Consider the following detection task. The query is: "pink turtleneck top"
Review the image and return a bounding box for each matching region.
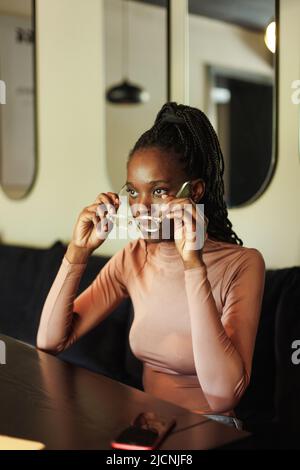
[36,237,265,416]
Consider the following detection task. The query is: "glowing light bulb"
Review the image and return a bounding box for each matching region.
[265,21,276,54]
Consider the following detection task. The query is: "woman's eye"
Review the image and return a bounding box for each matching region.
[126,188,138,198]
[125,187,169,198]
[153,188,168,198]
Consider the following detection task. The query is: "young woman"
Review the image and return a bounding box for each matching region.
[37,102,265,430]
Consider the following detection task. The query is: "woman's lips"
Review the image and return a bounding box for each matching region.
[137,220,160,232]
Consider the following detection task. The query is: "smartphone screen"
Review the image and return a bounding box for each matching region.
[111,412,176,450]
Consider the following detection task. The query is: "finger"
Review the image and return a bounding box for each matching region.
[159,196,207,230]
[94,192,111,204]
[164,203,207,232]
[159,202,182,219]
[164,197,201,212]
[161,194,190,204]
[165,210,183,220]
[85,203,101,213]
[94,192,119,209]
[172,202,207,225]
[160,202,193,221]
[92,213,98,227]
[96,192,119,206]
[84,203,110,221]
[97,200,116,218]
[80,206,98,221]
[95,221,109,240]
[106,192,121,206]
[84,204,98,220]
[159,194,178,213]
[182,210,207,249]
[160,197,193,211]
[166,210,206,240]
[95,216,114,240]
[86,204,105,227]
[165,212,185,236]
[85,205,114,227]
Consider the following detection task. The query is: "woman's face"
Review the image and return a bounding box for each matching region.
[125,147,204,243]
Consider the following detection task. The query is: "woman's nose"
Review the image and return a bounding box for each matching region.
[133,194,152,216]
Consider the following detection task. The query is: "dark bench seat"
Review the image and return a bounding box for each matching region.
[1,240,300,445]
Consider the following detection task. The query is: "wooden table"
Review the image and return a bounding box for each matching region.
[0,334,250,450]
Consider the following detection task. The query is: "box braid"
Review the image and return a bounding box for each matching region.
[128,101,243,246]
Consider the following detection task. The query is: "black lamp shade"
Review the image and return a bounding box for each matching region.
[106,78,149,104]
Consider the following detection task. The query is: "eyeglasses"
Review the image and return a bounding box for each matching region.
[107,181,193,233]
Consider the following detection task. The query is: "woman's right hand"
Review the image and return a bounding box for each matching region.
[71,192,120,253]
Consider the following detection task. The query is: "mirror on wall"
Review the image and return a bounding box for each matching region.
[188,0,277,208]
[104,0,168,192]
[0,0,36,200]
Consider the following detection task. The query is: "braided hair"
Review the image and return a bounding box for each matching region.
[128,101,243,246]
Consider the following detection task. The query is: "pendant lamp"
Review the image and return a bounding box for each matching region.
[106,0,150,104]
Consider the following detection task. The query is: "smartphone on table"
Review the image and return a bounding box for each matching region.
[110,412,176,450]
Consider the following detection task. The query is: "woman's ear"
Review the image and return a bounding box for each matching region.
[192,179,205,202]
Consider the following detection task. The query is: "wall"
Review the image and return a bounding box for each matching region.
[0,0,299,267]
[0,0,121,257]
[105,0,167,192]
[0,0,31,17]
[0,15,35,193]
[228,0,300,268]
[189,13,273,112]
[0,0,167,256]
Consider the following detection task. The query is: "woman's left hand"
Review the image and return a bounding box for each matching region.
[160,194,208,269]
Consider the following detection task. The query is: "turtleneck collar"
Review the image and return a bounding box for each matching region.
[141,236,219,265]
[158,240,179,257]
